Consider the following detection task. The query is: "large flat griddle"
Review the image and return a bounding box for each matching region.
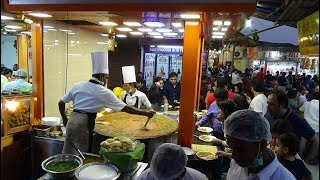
[94,112,178,139]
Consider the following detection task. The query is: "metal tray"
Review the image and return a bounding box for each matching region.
[75,162,121,180]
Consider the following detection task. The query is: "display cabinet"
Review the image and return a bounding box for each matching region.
[1,95,34,136]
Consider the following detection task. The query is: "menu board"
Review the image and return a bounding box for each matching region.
[156,55,170,80]
[144,53,156,89]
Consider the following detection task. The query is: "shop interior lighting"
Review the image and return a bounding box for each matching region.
[116,27,132,32]
[138,28,152,32]
[44,25,54,29]
[28,13,52,18]
[5,25,21,29]
[24,18,33,24]
[157,45,183,49]
[212,32,225,35]
[212,27,219,31]
[224,21,231,26]
[213,21,223,25]
[148,32,161,36]
[172,22,182,27]
[130,31,143,35]
[5,29,16,32]
[99,21,118,26]
[178,29,184,32]
[153,35,164,39]
[68,32,76,35]
[101,33,109,37]
[1,15,14,20]
[245,19,252,27]
[60,29,72,32]
[155,28,172,33]
[212,35,224,39]
[143,22,165,27]
[47,28,57,31]
[116,34,127,38]
[221,28,228,31]
[163,32,178,36]
[97,42,108,44]
[6,101,19,112]
[123,22,142,26]
[21,31,31,35]
[180,14,201,19]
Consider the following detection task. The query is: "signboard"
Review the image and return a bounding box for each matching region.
[156,55,169,79]
[144,53,156,89]
[147,47,183,53]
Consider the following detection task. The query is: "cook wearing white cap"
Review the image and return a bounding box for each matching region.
[224,110,295,180]
[121,66,152,110]
[58,52,155,154]
[137,143,208,180]
[3,69,32,93]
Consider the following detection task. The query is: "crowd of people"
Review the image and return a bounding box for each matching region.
[1,64,32,93]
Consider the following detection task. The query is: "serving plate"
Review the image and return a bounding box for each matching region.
[75,162,120,180]
[196,151,218,160]
[198,135,216,142]
[197,127,213,133]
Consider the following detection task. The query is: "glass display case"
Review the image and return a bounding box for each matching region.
[1,95,34,136]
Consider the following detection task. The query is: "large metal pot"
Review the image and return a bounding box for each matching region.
[41,154,83,179]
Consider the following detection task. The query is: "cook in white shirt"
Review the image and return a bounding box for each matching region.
[58,52,155,154]
[121,84,152,109]
[224,110,295,180]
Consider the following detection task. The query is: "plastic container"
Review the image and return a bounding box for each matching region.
[41,117,61,127]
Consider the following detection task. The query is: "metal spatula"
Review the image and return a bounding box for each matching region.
[69,140,85,160]
[142,117,151,130]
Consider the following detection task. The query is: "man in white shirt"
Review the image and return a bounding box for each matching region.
[58,52,155,154]
[299,92,319,133]
[248,79,268,116]
[121,83,152,109]
[224,110,295,180]
[231,69,242,85]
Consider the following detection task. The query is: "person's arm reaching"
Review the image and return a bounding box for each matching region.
[58,100,68,126]
[122,105,155,118]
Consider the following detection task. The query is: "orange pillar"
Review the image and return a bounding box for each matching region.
[31,19,44,119]
[178,16,205,148]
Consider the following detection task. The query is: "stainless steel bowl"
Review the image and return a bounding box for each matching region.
[75,162,121,180]
[41,154,83,180]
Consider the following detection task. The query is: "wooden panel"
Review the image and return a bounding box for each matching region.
[31,19,44,120]
[178,15,204,148]
[17,34,29,80]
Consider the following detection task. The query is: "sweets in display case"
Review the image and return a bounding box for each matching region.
[6,100,30,129]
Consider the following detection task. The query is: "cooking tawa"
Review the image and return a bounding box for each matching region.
[94,112,178,139]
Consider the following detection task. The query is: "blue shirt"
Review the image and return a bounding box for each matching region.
[278,157,311,179]
[198,102,223,135]
[162,82,181,106]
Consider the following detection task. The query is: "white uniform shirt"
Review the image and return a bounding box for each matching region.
[249,94,268,116]
[137,167,208,180]
[227,156,295,180]
[299,99,319,132]
[121,90,152,109]
[61,81,126,113]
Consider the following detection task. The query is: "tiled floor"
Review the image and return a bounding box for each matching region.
[306,164,319,180]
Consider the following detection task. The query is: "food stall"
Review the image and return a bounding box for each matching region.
[297,11,319,76]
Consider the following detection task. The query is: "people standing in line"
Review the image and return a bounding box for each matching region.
[252,67,259,79]
[248,79,268,116]
[265,76,279,94]
[206,77,234,108]
[162,72,181,106]
[287,89,301,113]
[58,52,155,155]
[136,71,146,85]
[136,77,148,95]
[267,90,319,165]
[274,133,312,180]
[3,69,32,93]
[277,72,288,92]
[296,85,308,106]
[1,68,12,90]
[299,92,319,135]
[305,75,313,93]
[149,77,164,110]
[256,68,265,81]
[224,110,296,180]
[231,69,242,85]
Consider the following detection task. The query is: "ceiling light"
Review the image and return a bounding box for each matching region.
[5,25,21,29]
[28,13,52,18]
[21,31,31,35]
[224,21,231,26]
[178,29,184,32]
[123,22,142,26]
[5,29,16,32]
[130,31,143,35]
[24,18,33,24]
[1,15,14,20]
[221,28,228,31]
[3,32,7,34]
[172,23,182,27]
[155,28,172,33]
[44,25,54,29]
[138,28,152,32]
[212,35,224,39]
[99,22,118,26]
[246,19,252,27]
[116,34,127,38]
[212,32,225,35]
[212,27,219,31]
[97,42,108,45]
[153,36,164,39]
[101,33,109,36]
[163,32,178,36]
[47,29,57,31]
[213,21,223,25]
[116,27,132,32]
[60,29,72,32]
[148,32,161,36]
[180,14,200,19]
[68,32,76,35]
[143,22,165,27]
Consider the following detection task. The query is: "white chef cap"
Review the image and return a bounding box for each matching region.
[150,143,187,180]
[16,69,27,78]
[224,110,272,143]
